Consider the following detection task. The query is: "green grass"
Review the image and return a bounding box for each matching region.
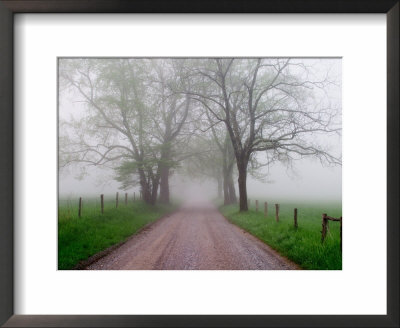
[58,197,175,270]
[220,201,342,270]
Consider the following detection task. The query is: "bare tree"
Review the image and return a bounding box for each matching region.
[206,112,237,205]
[59,58,340,210]
[60,59,162,204]
[60,58,195,205]
[185,58,341,211]
[149,59,191,204]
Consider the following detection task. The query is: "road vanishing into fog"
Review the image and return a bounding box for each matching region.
[86,200,299,270]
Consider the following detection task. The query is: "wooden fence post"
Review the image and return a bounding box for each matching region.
[116,192,119,208]
[125,193,128,205]
[255,200,258,212]
[100,194,104,214]
[78,197,82,218]
[264,202,268,217]
[275,204,279,222]
[140,191,142,200]
[340,216,342,252]
[294,208,298,228]
[321,213,328,243]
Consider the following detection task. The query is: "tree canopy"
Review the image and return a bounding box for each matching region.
[59,58,341,210]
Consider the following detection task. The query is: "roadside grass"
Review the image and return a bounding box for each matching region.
[58,197,175,270]
[219,201,342,270]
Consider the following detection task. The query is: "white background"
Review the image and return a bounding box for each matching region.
[14,14,386,315]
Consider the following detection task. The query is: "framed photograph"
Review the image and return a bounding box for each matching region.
[1,1,398,327]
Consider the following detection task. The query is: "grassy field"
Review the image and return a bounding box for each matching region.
[58,196,176,270]
[219,200,342,270]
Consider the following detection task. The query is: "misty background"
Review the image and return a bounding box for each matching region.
[58,58,341,203]
[59,158,341,201]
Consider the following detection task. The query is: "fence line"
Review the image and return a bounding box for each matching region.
[251,199,341,250]
[321,213,342,251]
[78,197,82,218]
[275,204,279,222]
[60,192,141,217]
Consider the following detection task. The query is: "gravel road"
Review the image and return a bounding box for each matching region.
[86,200,299,270]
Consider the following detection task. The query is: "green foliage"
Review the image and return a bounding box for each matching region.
[58,197,175,270]
[220,201,342,270]
[114,161,138,187]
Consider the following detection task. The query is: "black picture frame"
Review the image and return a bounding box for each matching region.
[0,1,398,327]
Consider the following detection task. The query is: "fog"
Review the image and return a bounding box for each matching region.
[59,156,341,202]
[58,58,341,205]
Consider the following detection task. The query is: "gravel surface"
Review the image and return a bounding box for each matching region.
[86,200,299,270]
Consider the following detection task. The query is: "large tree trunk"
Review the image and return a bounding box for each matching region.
[227,170,237,204]
[150,177,159,205]
[159,165,170,204]
[237,158,248,211]
[139,172,152,204]
[139,168,159,205]
[223,166,237,205]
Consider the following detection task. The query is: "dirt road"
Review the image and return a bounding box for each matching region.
[87,201,299,270]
